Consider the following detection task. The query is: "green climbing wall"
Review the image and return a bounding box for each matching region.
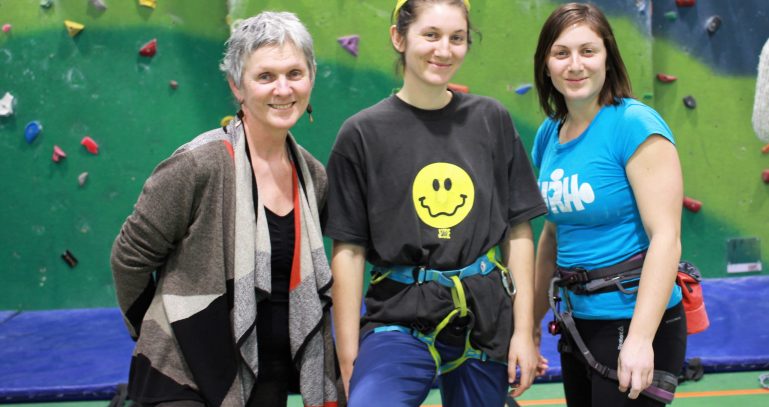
[0,0,765,310]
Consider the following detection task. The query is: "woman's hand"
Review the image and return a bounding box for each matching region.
[617,333,655,399]
[507,330,538,397]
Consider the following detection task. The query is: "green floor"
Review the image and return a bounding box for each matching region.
[7,371,768,406]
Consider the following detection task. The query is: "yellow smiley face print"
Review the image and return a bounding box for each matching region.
[412,162,475,229]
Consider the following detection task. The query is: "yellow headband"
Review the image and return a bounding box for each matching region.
[392,0,471,23]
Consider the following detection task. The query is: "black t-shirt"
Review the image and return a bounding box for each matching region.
[325,92,546,270]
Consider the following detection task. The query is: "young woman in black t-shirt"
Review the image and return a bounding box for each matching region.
[325,1,548,406]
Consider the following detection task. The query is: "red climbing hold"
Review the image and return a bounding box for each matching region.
[683,196,702,213]
[52,145,67,162]
[337,35,359,57]
[448,83,469,94]
[81,136,99,154]
[675,0,695,7]
[762,169,769,184]
[169,80,179,89]
[139,38,157,57]
[656,73,677,83]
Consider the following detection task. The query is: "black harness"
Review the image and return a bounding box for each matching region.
[548,253,679,404]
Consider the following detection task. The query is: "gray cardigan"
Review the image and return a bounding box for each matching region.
[111,120,339,406]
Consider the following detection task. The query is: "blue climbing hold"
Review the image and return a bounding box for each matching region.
[24,121,43,144]
[515,84,533,95]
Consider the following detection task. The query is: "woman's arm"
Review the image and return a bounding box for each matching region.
[618,135,683,399]
[111,152,199,339]
[501,221,538,396]
[330,241,366,397]
[533,221,557,329]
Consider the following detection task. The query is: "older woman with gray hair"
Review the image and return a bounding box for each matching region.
[111,11,341,407]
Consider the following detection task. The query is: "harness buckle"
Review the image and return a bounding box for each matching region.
[414,266,426,285]
[500,268,516,297]
[557,267,590,285]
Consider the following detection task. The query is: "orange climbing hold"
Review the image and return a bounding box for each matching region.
[761,143,769,154]
[656,73,677,83]
[448,83,469,94]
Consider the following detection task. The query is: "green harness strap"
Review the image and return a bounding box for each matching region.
[372,252,511,375]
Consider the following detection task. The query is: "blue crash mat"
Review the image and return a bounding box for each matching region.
[0,308,133,402]
[0,276,767,401]
[536,275,769,382]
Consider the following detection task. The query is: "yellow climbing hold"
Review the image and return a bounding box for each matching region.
[139,0,157,9]
[64,20,84,37]
[220,115,235,127]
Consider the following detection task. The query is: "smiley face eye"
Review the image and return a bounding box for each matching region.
[432,179,440,191]
[444,178,452,191]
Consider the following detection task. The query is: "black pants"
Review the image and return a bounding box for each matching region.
[560,302,687,407]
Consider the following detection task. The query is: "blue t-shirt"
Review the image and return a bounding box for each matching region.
[531,98,682,319]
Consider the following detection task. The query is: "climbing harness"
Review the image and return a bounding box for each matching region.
[547,253,684,404]
[370,249,514,375]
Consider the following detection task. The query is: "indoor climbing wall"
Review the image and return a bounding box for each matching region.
[0,0,766,310]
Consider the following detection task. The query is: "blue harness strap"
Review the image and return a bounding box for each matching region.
[371,251,497,287]
[370,249,511,375]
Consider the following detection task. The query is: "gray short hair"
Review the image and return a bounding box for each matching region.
[220,11,316,89]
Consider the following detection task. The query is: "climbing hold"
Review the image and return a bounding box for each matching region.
[81,136,99,154]
[664,11,678,21]
[762,144,769,154]
[683,196,702,213]
[52,145,67,163]
[753,38,769,143]
[448,83,469,93]
[78,172,89,187]
[0,92,15,117]
[656,73,677,83]
[139,38,157,57]
[138,0,156,9]
[40,0,53,8]
[2,24,11,33]
[514,84,533,95]
[635,0,646,14]
[64,20,84,37]
[337,35,359,57]
[24,121,43,144]
[90,0,107,10]
[61,249,78,268]
[675,0,695,7]
[169,80,178,89]
[220,115,235,127]
[683,95,697,109]
[642,92,654,100]
[705,15,721,34]
[762,169,769,183]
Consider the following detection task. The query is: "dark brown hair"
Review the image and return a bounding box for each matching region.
[392,0,475,75]
[534,2,633,120]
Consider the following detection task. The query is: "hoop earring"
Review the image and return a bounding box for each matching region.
[306,103,314,123]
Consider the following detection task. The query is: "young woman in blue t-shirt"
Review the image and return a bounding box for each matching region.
[531,3,687,406]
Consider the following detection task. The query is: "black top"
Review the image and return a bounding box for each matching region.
[243,140,298,382]
[325,92,547,270]
[256,207,295,360]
